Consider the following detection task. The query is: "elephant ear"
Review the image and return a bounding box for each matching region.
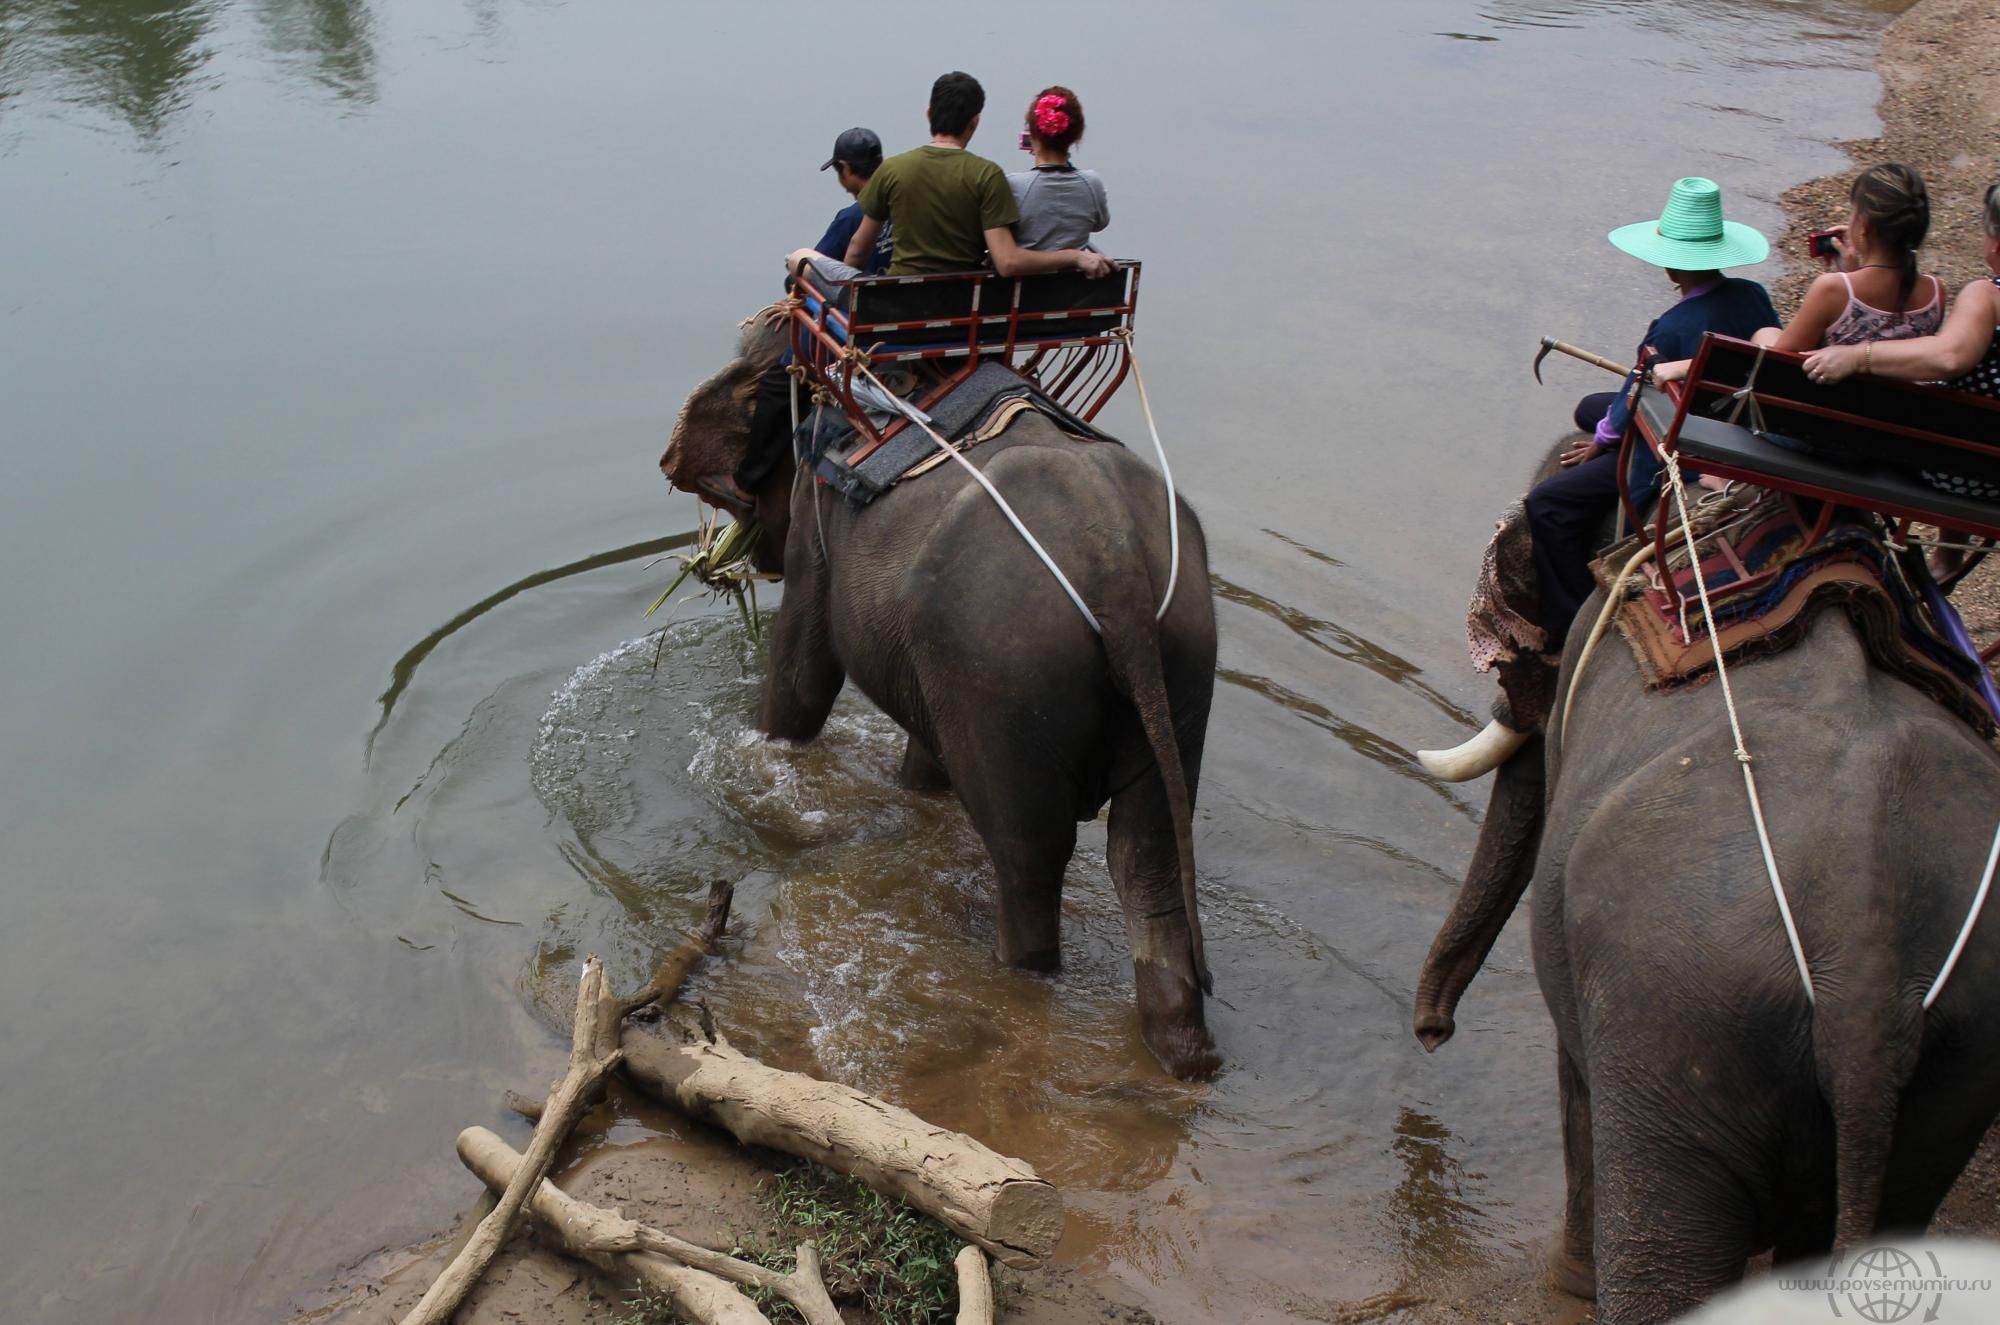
[658,305,793,493]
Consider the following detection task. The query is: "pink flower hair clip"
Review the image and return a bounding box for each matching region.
[1032,94,1070,137]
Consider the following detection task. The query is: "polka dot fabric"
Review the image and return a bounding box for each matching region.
[1921,277,2000,503]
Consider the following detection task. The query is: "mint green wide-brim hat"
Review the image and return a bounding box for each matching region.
[1607,177,1770,270]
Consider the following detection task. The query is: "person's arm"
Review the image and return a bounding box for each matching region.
[843,215,884,270]
[1803,280,1998,384]
[985,226,1111,277]
[788,249,861,285]
[1768,274,1849,354]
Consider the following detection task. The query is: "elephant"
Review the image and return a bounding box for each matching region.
[662,346,1220,1080]
[1410,444,2000,1323]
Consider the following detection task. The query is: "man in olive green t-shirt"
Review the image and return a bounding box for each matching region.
[843,72,1110,280]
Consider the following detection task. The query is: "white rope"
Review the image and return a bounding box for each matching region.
[858,362,1103,637]
[1558,541,1656,747]
[1661,447,1818,1004]
[1925,821,2000,1008]
[1120,335,1182,620]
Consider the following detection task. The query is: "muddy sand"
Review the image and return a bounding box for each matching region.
[293,3,2000,1322]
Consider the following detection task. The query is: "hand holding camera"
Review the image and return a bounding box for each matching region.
[1807,224,1852,271]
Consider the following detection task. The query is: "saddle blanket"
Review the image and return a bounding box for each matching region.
[808,361,1115,506]
[1590,489,1995,737]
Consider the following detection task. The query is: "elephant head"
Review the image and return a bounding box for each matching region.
[659,309,795,573]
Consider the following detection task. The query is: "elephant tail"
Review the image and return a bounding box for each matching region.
[1816,956,1919,1246]
[1104,620,1210,994]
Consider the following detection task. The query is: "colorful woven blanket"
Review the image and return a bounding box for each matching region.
[1590,490,1995,737]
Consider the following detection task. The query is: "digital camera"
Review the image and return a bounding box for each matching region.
[1807,229,1842,259]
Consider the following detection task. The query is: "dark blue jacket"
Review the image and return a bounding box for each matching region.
[815,202,892,276]
[1603,276,1781,443]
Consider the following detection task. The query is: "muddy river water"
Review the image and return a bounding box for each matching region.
[0,2,1910,1320]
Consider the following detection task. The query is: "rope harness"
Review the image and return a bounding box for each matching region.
[1567,434,2000,1010]
[815,338,1186,639]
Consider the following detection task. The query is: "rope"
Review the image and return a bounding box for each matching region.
[851,360,1103,636]
[1926,822,2000,1008]
[1723,343,1772,434]
[1115,330,1182,621]
[1558,541,1657,746]
[1660,446,1818,1004]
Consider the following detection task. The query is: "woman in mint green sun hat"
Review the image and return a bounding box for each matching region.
[1524,176,1781,650]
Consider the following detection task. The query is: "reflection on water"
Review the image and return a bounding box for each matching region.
[250,0,376,103]
[0,0,382,141]
[0,0,220,140]
[1387,1108,1495,1278]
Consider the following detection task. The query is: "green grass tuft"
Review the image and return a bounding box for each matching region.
[741,1162,964,1325]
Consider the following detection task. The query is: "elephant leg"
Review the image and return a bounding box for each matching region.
[1591,1120,1754,1324]
[1550,1042,1597,1299]
[1875,1069,2000,1232]
[1414,735,1546,1050]
[952,767,1076,971]
[756,505,843,742]
[897,734,952,793]
[1107,770,1220,1081]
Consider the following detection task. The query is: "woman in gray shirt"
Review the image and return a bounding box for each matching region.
[1008,86,1110,254]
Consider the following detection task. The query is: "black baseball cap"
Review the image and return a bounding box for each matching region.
[821,127,882,171]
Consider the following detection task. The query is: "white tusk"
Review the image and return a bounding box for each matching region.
[1416,719,1531,783]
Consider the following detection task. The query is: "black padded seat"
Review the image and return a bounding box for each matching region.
[1637,390,2000,536]
[845,268,1130,350]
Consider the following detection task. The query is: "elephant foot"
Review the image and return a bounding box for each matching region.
[997,938,1060,972]
[1546,1228,1597,1300]
[1135,960,1220,1081]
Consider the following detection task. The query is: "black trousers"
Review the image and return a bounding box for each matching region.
[1524,447,1623,647]
[736,363,797,489]
[1573,391,1618,436]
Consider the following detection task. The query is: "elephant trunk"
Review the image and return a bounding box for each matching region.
[1414,734,1546,1051]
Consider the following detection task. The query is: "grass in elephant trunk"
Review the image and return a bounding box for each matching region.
[646,509,773,639]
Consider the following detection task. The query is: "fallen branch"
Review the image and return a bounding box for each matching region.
[457,1126,772,1325]
[401,958,627,1325]
[954,1246,994,1325]
[622,879,736,1015]
[621,1031,1062,1267]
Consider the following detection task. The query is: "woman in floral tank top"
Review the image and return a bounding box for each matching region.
[1804,182,2000,506]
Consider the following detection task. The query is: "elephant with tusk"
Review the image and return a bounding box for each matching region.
[1412,439,2000,1323]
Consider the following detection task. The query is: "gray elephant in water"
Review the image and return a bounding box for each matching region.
[662,341,1220,1080]
[1411,450,2000,1323]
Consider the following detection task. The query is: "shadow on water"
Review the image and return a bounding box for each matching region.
[1210,570,1477,731]
[366,531,693,762]
[1217,665,1477,821]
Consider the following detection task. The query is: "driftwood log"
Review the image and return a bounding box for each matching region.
[401,957,628,1325]
[954,1246,994,1325]
[621,1031,1063,1267]
[403,883,738,1325]
[457,1127,772,1325]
